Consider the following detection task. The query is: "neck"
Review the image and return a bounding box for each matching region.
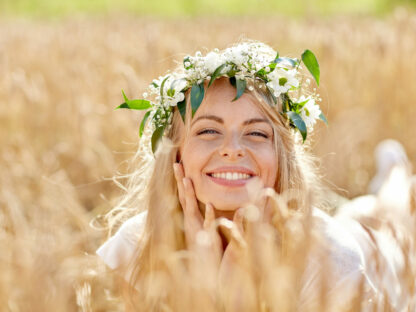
[214,209,236,221]
[198,199,274,222]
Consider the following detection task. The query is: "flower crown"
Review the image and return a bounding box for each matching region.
[117,41,327,153]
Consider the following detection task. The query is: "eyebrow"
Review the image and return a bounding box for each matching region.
[191,115,270,126]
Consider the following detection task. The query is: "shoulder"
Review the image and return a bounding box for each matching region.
[299,209,376,309]
[311,208,366,279]
[96,211,148,270]
[117,210,148,245]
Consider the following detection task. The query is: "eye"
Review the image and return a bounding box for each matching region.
[197,129,220,135]
[247,131,269,138]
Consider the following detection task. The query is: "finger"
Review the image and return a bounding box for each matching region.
[245,176,264,204]
[258,188,276,223]
[233,208,244,234]
[220,209,246,251]
[183,177,204,225]
[203,203,223,265]
[173,163,186,208]
[262,196,274,223]
[203,203,216,229]
[257,195,267,223]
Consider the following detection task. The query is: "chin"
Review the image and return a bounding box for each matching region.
[196,187,250,211]
[206,197,249,211]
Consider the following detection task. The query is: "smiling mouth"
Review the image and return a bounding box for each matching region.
[207,172,254,180]
[205,171,257,187]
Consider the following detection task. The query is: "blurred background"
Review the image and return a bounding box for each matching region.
[1,0,415,310]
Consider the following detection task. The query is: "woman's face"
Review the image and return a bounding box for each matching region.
[180,79,278,211]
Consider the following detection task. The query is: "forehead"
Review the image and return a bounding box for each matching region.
[193,79,265,122]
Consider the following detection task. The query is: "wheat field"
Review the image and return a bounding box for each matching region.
[1,10,416,311]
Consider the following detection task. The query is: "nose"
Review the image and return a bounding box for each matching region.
[219,133,245,159]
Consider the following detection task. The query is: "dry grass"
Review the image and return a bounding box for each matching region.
[1,10,416,311]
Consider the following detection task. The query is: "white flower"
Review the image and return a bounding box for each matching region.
[164,84,186,107]
[226,45,249,66]
[266,68,299,97]
[172,78,188,92]
[204,52,224,73]
[298,96,322,128]
[166,91,185,107]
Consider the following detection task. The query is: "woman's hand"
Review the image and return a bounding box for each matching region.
[218,208,245,277]
[218,205,264,312]
[173,163,223,271]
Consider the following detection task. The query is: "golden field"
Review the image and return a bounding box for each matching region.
[1,11,416,311]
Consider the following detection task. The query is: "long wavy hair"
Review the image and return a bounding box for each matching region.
[105,73,322,310]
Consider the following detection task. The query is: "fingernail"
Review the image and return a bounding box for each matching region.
[182,177,187,187]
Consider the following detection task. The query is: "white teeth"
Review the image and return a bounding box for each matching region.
[210,172,252,180]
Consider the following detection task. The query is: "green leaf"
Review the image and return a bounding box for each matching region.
[301,50,320,86]
[122,89,128,102]
[255,68,267,77]
[208,64,226,87]
[151,82,158,88]
[229,76,236,87]
[297,99,309,107]
[160,76,170,97]
[276,57,299,67]
[319,112,328,125]
[227,69,236,77]
[139,111,151,137]
[177,98,186,123]
[232,79,246,101]
[117,89,152,110]
[190,83,205,117]
[151,126,165,154]
[286,111,307,142]
[274,51,279,61]
[116,99,152,110]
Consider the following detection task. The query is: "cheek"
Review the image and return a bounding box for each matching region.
[257,149,278,187]
[181,140,213,177]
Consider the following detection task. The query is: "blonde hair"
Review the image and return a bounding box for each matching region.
[106,75,322,310]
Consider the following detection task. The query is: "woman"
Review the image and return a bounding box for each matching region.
[96,41,410,311]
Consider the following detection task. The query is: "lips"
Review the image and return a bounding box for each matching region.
[205,166,257,187]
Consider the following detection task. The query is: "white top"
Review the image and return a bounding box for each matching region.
[96,208,376,306]
[96,166,414,310]
[96,210,147,281]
